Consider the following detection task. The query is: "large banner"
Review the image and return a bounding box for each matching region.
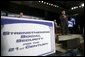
[1,16,55,56]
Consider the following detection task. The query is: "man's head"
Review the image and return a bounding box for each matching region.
[20,12,23,17]
[61,10,66,15]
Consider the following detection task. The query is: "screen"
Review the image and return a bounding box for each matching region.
[68,21,73,27]
[68,17,76,27]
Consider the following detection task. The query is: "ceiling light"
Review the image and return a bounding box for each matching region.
[39,1,40,2]
[73,7,76,9]
[57,6,59,7]
[41,1,43,3]
[51,4,53,6]
[74,6,78,9]
[81,3,84,7]
[44,2,46,4]
[79,6,82,8]
[54,5,57,7]
[71,7,74,10]
[47,3,48,5]
[48,3,51,5]
[76,6,78,8]
[53,5,55,7]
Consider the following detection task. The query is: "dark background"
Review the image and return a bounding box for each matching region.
[1,1,84,34]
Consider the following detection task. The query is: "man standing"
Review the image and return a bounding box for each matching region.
[59,10,69,35]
